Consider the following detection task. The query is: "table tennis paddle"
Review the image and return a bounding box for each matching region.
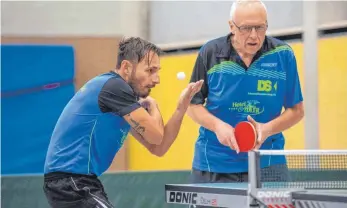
[234,121,257,152]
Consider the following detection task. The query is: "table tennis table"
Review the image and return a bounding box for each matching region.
[165,150,347,208]
[165,182,347,207]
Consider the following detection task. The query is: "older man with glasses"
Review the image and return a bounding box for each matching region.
[187,0,304,191]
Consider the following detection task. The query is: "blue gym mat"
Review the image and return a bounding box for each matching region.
[1,45,75,175]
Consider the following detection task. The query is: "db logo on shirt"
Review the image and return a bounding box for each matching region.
[257,80,277,92]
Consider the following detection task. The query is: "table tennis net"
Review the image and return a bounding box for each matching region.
[256,150,347,189]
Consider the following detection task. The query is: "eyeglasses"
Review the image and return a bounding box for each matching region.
[232,20,268,34]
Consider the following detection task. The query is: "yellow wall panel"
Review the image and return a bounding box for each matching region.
[318,36,347,149]
[283,42,306,150]
[128,53,201,170]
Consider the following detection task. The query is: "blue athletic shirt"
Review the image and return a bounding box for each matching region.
[44,71,141,176]
[190,33,303,173]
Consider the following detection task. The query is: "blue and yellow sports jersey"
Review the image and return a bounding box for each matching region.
[190,33,303,173]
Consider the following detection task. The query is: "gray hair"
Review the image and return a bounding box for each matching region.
[229,0,268,21]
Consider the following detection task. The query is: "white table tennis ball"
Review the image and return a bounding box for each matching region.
[177,71,186,80]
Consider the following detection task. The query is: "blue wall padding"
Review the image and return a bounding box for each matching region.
[1,45,75,175]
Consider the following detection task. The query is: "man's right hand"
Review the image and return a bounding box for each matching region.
[215,122,240,153]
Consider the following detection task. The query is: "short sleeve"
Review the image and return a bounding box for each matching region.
[98,77,141,116]
[189,53,209,105]
[283,49,304,109]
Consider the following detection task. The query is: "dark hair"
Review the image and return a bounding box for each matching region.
[116,37,163,69]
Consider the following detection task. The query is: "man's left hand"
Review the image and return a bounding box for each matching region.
[139,96,158,114]
[247,115,272,150]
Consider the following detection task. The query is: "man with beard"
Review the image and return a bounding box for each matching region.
[43,37,204,208]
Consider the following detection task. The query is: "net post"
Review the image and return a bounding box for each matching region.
[248,150,261,207]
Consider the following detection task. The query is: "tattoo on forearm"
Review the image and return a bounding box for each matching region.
[127,114,146,135]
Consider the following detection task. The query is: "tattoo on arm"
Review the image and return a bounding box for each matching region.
[127,114,146,135]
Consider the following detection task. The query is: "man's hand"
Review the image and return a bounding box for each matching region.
[247,115,272,150]
[139,96,157,114]
[215,122,240,153]
[177,80,204,112]
[130,80,205,157]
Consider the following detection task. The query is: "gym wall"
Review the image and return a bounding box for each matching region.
[127,35,347,171]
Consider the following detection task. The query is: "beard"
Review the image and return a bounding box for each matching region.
[129,77,151,98]
[137,87,150,98]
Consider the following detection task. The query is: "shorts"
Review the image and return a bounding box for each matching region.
[43,172,114,208]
